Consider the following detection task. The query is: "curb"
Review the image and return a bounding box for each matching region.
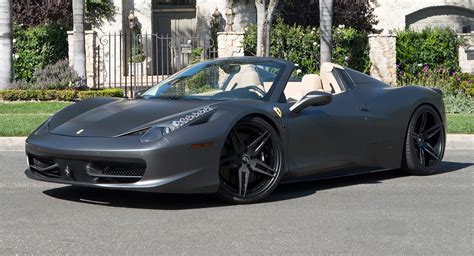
[0,135,473,152]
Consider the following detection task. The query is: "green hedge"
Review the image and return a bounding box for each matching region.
[0,89,124,101]
[13,24,68,82]
[396,28,465,77]
[243,19,370,75]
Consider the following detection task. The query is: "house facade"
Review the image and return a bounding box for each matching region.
[70,0,474,88]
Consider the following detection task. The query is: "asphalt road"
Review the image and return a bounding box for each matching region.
[0,149,472,255]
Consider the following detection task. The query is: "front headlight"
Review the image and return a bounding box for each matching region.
[139,105,214,143]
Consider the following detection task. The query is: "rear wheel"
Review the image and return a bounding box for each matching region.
[217,117,283,204]
[403,105,445,175]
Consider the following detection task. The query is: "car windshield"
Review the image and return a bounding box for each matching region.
[141,59,286,101]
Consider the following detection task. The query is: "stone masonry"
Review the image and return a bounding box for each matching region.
[369,34,397,86]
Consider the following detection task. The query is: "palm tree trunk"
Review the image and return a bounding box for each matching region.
[319,0,333,68]
[255,0,279,57]
[73,0,86,80]
[0,0,12,89]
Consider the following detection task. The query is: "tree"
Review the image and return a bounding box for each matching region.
[280,0,378,33]
[72,0,86,80]
[319,0,333,66]
[0,0,12,89]
[255,0,279,57]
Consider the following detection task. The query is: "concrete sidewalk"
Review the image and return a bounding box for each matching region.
[0,135,473,151]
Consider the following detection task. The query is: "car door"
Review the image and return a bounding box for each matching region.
[285,70,376,176]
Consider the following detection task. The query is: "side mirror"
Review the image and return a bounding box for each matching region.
[290,91,332,113]
[134,89,148,99]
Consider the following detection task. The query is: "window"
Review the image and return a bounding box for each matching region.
[153,0,196,8]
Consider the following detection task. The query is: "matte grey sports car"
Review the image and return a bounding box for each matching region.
[25,57,446,204]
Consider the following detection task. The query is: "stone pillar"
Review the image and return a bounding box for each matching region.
[369,34,397,86]
[217,32,245,57]
[68,30,96,87]
[459,33,474,74]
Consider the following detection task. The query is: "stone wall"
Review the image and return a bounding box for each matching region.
[68,31,97,87]
[368,34,397,86]
[459,34,474,74]
[217,32,245,57]
[372,0,474,33]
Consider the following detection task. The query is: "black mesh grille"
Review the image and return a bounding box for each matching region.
[102,166,145,177]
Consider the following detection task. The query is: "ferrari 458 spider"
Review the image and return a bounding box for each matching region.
[25,57,446,203]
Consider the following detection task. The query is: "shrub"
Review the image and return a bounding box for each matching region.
[396,28,466,78]
[444,94,474,114]
[77,89,124,99]
[243,19,370,75]
[13,24,69,82]
[32,59,80,90]
[0,88,124,101]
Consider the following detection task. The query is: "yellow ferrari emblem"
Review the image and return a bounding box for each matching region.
[273,107,283,118]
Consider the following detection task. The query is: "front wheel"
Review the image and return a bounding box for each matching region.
[403,105,445,175]
[217,117,283,204]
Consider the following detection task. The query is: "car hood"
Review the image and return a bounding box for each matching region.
[49,98,215,137]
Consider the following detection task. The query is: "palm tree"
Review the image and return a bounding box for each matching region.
[0,0,12,89]
[319,0,333,67]
[73,0,86,80]
[255,0,279,57]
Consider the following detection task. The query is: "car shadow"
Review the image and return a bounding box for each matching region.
[42,161,472,210]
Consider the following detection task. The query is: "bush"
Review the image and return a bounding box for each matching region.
[32,59,80,90]
[444,94,474,114]
[13,24,69,82]
[396,28,466,78]
[0,89,124,101]
[243,19,370,75]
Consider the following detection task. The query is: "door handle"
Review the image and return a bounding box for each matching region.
[359,105,370,112]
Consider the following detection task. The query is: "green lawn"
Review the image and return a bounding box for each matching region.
[0,102,72,136]
[0,102,473,136]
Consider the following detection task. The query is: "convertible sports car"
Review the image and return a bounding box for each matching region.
[25,57,446,204]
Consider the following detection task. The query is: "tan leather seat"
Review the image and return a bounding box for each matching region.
[284,74,325,101]
[225,64,264,91]
[320,62,344,93]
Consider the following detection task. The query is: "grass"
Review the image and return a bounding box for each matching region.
[0,102,72,136]
[446,114,474,134]
[0,102,473,136]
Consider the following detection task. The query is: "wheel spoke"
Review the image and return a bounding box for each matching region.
[230,128,245,155]
[425,124,442,139]
[247,131,271,156]
[249,159,275,177]
[238,165,250,197]
[418,145,426,166]
[418,112,427,133]
[423,143,440,160]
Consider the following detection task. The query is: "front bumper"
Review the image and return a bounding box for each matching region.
[25,127,224,194]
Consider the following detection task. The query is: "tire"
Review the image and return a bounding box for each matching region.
[217,117,284,204]
[403,105,445,175]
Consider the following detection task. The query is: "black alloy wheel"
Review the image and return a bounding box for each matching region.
[217,117,283,204]
[403,105,445,175]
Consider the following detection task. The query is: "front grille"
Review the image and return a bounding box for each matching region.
[102,166,145,177]
[28,155,146,184]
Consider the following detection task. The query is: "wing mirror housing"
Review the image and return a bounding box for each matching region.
[134,89,148,99]
[290,91,332,113]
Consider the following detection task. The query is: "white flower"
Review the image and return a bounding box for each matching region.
[311,31,315,35]
[344,56,350,61]
[14,54,19,59]
[417,63,423,67]
[338,24,345,29]
[296,69,302,74]
[12,39,16,44]
[294,63,299,67]
[313,42,318,46]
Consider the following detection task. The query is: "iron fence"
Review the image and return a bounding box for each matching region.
[95,33,217,97]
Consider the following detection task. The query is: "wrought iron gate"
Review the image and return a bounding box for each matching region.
[95,33,217,97]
